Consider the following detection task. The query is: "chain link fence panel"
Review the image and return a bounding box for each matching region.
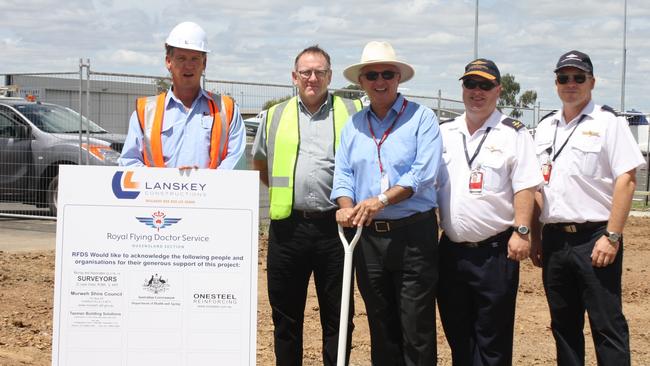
[1,69,647,218]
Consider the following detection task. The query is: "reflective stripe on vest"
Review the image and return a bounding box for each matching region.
[265,95,362,220]
[135,92,233,168]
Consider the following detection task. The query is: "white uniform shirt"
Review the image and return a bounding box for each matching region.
[535,101,645,223]
[437,110,543,243]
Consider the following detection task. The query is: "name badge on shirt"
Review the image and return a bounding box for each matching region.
[468,168,484,195]
[542,162,552,185]
[380,171,389,193]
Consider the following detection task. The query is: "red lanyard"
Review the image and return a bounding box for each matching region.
[366,99,408,174]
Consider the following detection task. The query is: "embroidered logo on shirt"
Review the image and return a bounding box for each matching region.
[582,130,600,137]
[485,145,503,153]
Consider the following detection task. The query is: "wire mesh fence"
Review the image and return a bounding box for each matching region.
[0,67,648,219]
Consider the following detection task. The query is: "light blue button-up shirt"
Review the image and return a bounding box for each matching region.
[331,94,443,219]
[119,88,245,169]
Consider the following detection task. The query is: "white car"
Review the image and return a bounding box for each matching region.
[244,111,264,136]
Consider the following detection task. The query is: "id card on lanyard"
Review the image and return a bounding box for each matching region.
[543,114,588,184]
[463,127,491,194]
[367,99,408,193]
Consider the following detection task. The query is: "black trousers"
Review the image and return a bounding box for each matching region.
[437,230,519,366]
[542,224,630,366]
[267,214,353,366]
[353,211,438,366]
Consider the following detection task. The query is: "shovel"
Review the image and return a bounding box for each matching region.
[336,224,362,365]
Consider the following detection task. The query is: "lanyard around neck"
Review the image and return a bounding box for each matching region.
[549,114,588,161]
[462,127,492,169]
[367,99,408,173]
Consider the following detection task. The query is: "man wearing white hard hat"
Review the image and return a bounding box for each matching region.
[120,21,245,169]
[332,41,443,365]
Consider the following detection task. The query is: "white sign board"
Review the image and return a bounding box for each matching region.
[52,166,259,366]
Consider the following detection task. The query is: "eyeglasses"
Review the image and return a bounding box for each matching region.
[362,70,398,81]
[556,74,589,84]
[462,78,497,91]
[296,69,330,79]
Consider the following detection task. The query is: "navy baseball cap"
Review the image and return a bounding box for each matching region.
[460,58,501,83]
[554,50,593,74]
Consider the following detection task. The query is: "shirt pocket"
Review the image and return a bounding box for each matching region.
[200,115,214,145]
[200,115,213,129]
[535,140,553,165]
[480,153,508,192]
[160,121,174,138]
[570,135,602,177]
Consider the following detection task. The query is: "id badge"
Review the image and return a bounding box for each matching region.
[542,163,552,185]
[468,169,484,194]
[380,171,389,193]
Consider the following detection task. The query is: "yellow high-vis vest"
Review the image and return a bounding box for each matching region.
[265,95,362,220]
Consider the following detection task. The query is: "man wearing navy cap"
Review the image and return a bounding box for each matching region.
[436,58,542,365]
[531,50,645,365]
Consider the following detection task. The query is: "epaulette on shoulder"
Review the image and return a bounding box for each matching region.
[601,105,620,116]
[539,110,557,123]
[501,117,525,131]
[439,117,456,125]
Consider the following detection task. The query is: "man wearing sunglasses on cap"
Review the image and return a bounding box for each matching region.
[531,50,644,365]
[332,41,442,365]
[252,45,362,366]
[435,59,542,365]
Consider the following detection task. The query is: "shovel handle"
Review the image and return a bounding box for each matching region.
[336,225,362,365]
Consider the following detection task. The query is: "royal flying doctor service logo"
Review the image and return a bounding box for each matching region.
[112,171,141,199]
[136,211,181,231]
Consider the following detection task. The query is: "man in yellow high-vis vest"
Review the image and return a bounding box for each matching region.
[252,45,361,366]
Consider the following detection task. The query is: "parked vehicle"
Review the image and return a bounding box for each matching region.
[244,111,264,136]
[0,96,125,216]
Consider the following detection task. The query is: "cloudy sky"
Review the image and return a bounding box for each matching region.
[1,0,649,115]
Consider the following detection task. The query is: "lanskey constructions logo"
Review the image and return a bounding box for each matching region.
[111,171,208,200]
[112,171,140,199]
[136,211,181,231]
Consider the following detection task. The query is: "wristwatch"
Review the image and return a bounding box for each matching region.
[377,193,390,207]
[514,225,530,235]
[604,231,621,244]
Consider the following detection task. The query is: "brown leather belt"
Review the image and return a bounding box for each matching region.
[370,209,436,233]
[545,221,607,233]
[292,209,337,220]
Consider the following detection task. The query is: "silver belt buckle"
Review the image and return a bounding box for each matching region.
[374,221,390,233]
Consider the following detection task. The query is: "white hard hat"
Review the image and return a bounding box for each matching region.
[165,21,210,53]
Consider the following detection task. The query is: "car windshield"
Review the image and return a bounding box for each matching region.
[14,103,106,133]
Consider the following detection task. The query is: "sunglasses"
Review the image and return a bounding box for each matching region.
[556,74,589,84]
[462,78,497,91]
[362,70,398,81]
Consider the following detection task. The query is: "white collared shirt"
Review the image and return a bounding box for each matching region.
[535,100,646,223]
[437,110,542,242]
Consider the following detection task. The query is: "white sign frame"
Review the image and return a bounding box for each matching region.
[51,166,259,366]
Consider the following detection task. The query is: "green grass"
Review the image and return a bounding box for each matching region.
[632,199,650,211]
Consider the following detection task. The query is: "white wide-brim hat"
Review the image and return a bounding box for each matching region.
[343,41,415,84]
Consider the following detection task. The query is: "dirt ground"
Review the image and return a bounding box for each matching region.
[1,217,649,366]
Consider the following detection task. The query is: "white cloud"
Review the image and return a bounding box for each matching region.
[0,0,649,113]
[105,50,160,66]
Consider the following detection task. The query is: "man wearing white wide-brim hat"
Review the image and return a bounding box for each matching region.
[332,41,443,365]
[120,21,245,169]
